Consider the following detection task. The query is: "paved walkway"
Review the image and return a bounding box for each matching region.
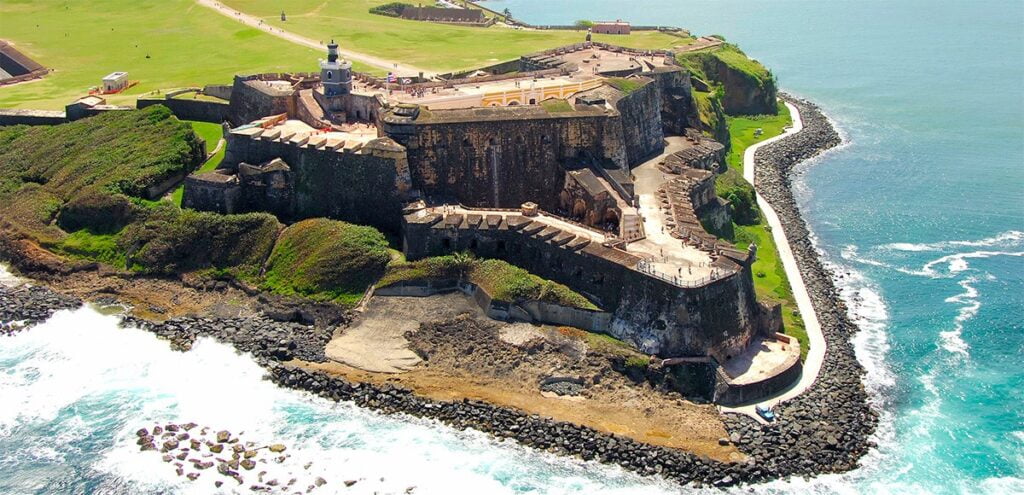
[720,100,827,422]
[197,0,431,76]
[627,137,718,283]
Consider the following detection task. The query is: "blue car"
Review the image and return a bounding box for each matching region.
[755,405,776,422]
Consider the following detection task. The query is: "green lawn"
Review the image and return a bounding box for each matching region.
[714,101,808,359]
[170,121,226,206]
[0,0,322,110]
[724,101,791,170]
[220,0,691,73]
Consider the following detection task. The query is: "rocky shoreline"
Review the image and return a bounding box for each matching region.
[0,95,879,488]
[721,93,879,475]
[0,283,81,335]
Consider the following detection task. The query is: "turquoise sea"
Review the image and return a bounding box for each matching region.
[1,1,1022,493]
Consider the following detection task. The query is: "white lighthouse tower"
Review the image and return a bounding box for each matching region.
[320,40,352,97]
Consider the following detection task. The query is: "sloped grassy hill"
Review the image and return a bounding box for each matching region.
[379,255,597,310]
[262,218,391,305]
[0,107,279,279]
[679,42,778,117]
[0,106,205,243]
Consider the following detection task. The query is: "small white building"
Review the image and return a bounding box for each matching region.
[102,71,129,93]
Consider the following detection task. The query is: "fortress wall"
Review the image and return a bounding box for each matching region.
[386,113,611,210]
[612,78,666,165]
[182,175,241,214]
[227,76,294,126]
[402,215,762,360]
[220,134,405,230]
[137,98,230,123]
[202,84,233,101]
[0,110,66,126]
[647,67,696,136]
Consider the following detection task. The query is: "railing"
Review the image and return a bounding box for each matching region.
[635,258,734,288]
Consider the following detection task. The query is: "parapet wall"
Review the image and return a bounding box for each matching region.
[383,108,615,210]
[137,98,230,123]
[402,210,763,361]
[0,41,48,86]
[0,109,66,126]
[218,131,409,230]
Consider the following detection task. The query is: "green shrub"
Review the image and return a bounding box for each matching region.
[369,2,412,17]
[378,255,598,310]
[52,229,126,267]
[262,218,391,305]
[56,188,139,234]
[625,356,650,369]
[715,168,760,225]
[119,206,280,277]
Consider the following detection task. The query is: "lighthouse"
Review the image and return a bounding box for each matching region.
[320,40,352,97]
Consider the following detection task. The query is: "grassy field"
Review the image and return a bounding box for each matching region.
[219,0,691,73]
[716,103,808,359]
[169,121,226,206]
[724,101,791,170]
[0,0,322,110]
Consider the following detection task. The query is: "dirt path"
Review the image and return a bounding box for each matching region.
[196,0,431,76]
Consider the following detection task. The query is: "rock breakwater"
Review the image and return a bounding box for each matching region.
[121,314,333,363]
[0,284,81,336]
[722,94,879,475]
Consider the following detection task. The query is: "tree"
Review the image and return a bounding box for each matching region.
[575,19,594,30]
[502,8,512,21]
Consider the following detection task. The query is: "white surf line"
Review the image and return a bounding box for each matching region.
[196,0,431,76]
[720,100,827,422]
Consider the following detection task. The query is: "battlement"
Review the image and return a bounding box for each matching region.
[402,201,762,361]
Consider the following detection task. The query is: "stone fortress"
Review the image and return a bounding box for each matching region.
[178,40,801,404]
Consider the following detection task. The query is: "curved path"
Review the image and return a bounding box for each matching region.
[720,101,827,421]
[197,0,431,76]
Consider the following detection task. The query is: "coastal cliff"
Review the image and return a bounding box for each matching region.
[679,42,779,117]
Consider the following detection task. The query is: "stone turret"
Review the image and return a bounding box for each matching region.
[320,40,352,97]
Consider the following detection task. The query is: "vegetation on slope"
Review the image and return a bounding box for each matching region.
[262,218,391,306]
[379,254,598,310]
[118,203,281,278]
[0,106,204,244]
[0,0,324,110]
[677,43,772,88]
[678,43,777,116]
[691,88,730,148]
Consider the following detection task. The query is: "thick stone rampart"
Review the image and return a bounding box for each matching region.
[218,132,408,230]
[610,77,665,164]
[402,210,762,361]
[383,107,615,210]
[0,109,66,126]
[227,75,298,126]
[137,98,230,123]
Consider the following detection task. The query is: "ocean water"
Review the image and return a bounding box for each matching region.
[2,0,1023,493]
[492,0,1024,492]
